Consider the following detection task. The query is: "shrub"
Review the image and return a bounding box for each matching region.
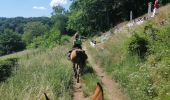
[0,58,18,82]
[60,35,70,45]
[127,34,148,58]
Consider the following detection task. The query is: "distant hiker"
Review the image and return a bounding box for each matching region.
[151,0,159,17]
[90,40,97,47]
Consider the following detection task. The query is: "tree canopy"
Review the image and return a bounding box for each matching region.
[67,0,170,35]
[0,29,25,56]
[1,0,170,56]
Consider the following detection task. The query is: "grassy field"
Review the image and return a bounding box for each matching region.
[0,43,101,100]
[0,45,73,100]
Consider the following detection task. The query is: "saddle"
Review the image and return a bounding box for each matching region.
[67,46,86,61]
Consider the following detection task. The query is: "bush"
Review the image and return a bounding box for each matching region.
[0,58,18,82]
[127,34,148,58]
[60,35,70,45]
[0,29,25,56]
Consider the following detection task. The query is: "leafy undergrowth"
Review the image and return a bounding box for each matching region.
[0,58,18,82]
[0,45,73,100]
[87,10,170,100]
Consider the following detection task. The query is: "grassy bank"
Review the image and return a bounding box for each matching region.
[0,45,73,100]
[87,9,170,100]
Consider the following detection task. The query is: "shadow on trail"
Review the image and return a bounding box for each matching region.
[83,64,95,74]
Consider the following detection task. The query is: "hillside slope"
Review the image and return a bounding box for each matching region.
[0,45,73,100]
[86,4,170,100]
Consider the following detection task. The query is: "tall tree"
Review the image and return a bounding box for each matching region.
[22,21,49,45]
[51,6,69,35]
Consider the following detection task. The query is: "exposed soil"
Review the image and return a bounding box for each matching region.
[84,45,127,100]
[73,78,84,100]
[73,78,89,100]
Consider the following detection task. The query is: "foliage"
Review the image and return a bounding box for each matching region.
[87,16,170,100]
[0,57,18,82]
[0,29,25,56]
[22,21,49,45]
[28,6,73,48]
[67,0,169,35]
[1,1,170,54]
[0,17,52,34]
[27,36,45,48]
[0,17,52,55]
[43,29,61,48]
[60,35,70,45]
[51,6,68,35]
[126,33,148,58]
[0,46,73,100]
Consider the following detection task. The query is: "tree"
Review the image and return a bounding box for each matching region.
[67,0,170,35]
[0,29,25,56]
[51,6,69,35]
[22,21,49,45]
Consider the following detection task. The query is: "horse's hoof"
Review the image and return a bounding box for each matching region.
[77,75,79,83]
[74,74,77,78]
[77,79,79,83]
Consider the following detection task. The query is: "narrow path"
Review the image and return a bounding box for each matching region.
[73,78,84,100]
[84,45,127,100]
[72,72,89,100]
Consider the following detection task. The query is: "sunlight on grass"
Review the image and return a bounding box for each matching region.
[0,45,73,100]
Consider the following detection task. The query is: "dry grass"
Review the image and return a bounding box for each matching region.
[0,45,73,100]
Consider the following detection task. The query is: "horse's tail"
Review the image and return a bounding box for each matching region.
[39,93,50,100]
[92,82,104,100]
[44,93,50,100]
[83,50,88,60]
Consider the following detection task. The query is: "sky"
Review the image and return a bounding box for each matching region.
[0,0,72,18]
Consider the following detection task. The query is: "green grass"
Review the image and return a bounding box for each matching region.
[0,44,101,100]
[81,64,100,99]
[0,45,73,100]
[0,58,18,82]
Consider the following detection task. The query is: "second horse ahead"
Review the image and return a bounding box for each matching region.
[70,48,88,83]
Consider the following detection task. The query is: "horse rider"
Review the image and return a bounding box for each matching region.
[73,33,82,49]
[67,33,82,60]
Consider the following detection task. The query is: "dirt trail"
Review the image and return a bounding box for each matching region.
[72,72,88,100]
[84,45,127,100]
[73,78,84,100]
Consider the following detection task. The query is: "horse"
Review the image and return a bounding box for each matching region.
[70,48,88,83]
[92,82,104,100]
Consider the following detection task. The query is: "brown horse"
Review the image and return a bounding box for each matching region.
[70,48,88,83]
[92,82,104,100]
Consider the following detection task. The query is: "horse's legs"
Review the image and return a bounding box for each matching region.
[77,64,80,83]
[73,63,77,78]
[79,62,84,75]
